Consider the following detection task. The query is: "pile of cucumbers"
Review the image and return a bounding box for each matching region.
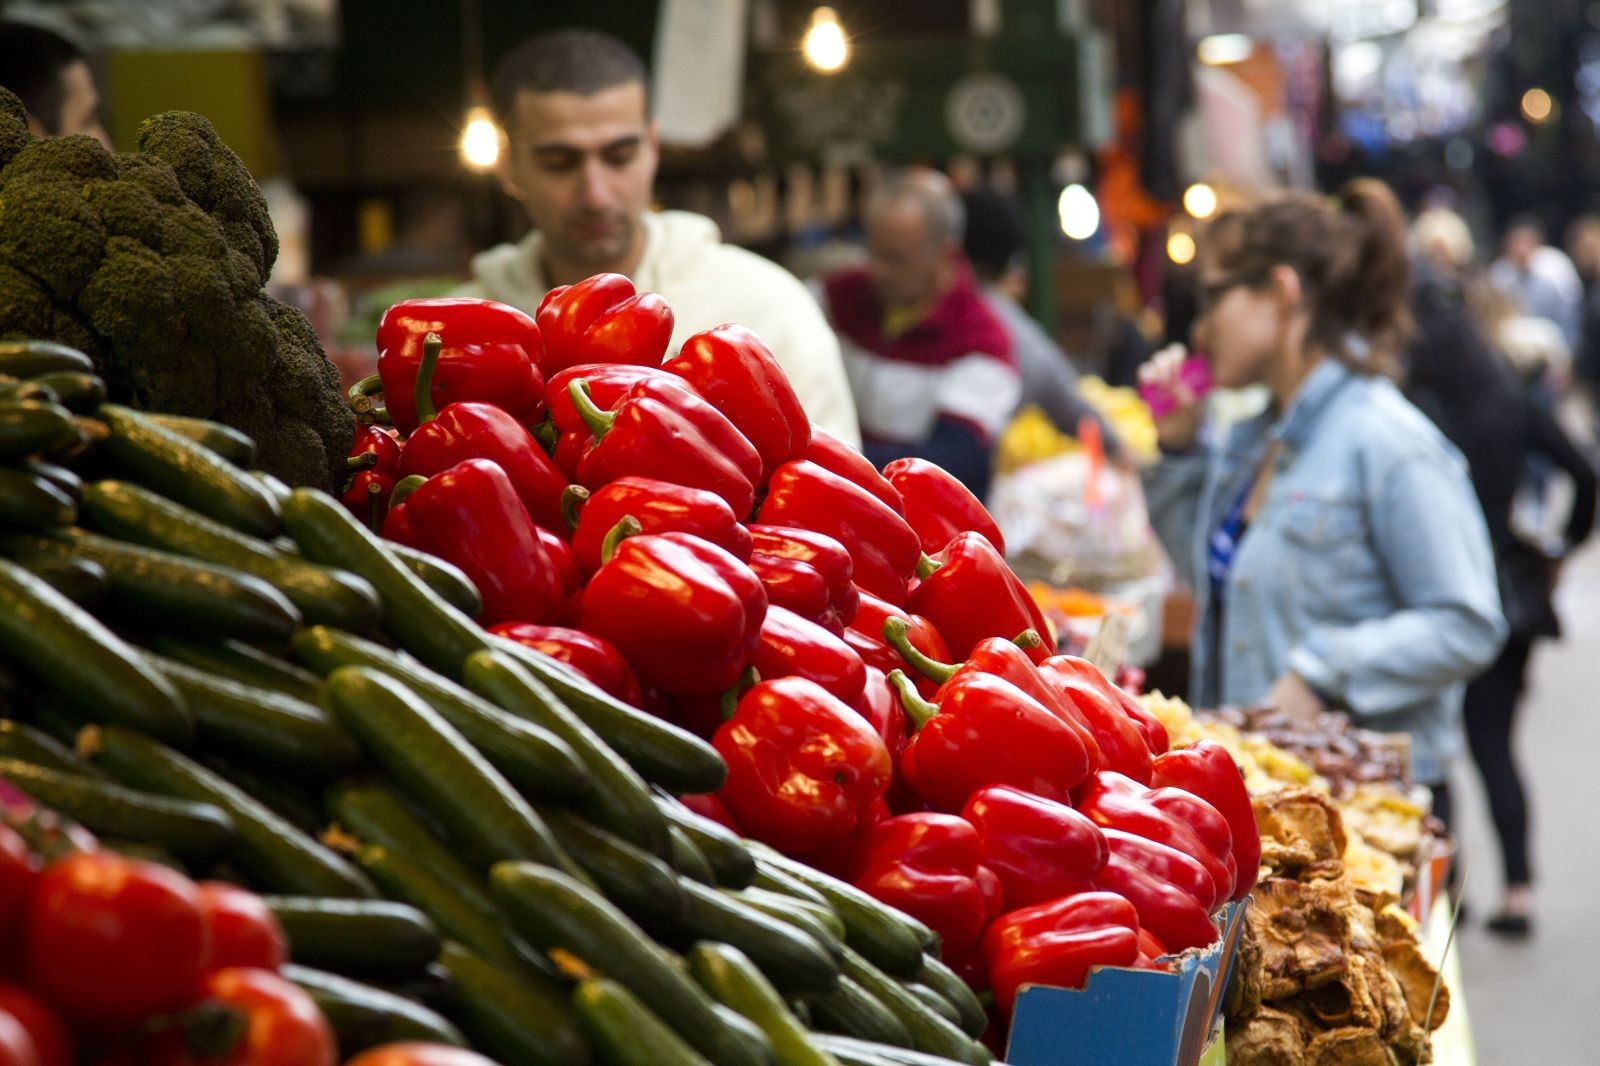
[0,340,999,1066]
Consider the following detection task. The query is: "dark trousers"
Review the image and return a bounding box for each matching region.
[1463,635,1536,888]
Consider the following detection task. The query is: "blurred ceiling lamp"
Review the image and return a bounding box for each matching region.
[804,7,850,73]
[1167,231,1197,265]
[1197,34,1253,66]
[1182,182,1218,219]
[1521,87,1556,124]
[460,105,500,171]
[1058,183,1099,241]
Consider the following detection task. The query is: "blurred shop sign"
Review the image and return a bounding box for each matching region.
[654,0,748,147]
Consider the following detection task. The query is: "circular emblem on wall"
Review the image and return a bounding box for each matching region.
[945,72,1026,153]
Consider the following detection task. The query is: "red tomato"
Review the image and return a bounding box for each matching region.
[345,1045,500,1066]
[195,883,287,972]
[0,1011,38,1066]
[182,969,334,1066]
[0,826,38,949]
[0,988,67,1066]
[23,852,208,1028]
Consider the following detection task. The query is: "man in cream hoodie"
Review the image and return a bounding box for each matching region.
[458,29,860,445]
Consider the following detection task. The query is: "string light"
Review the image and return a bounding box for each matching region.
[1167,231,1197,265]
[1058,184,1099,241]
[460,105,500,170]
[804,7,850,73]
[1182,183,1218,219]
[1521,88,1555,124]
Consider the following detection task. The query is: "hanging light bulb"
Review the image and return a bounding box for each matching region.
[1182,183,1218,219]
[1058,183,1099,241]
[804,7,850,73]
[460,105,500,171]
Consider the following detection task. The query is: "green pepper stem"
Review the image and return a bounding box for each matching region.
[1013,629,1044,650]
[882,616,958,683]
[414,333,444,426]
[599,514,642,565]
[888,668,940,730]
[365,480,384,531]
[561,485,590,532]
[568,379,615,440]
[721,666,761,720]
[916,552,942,580]
[346,452,379,472]
[532,417,560,454]
[389,474,427,511]
[347,373,383,402]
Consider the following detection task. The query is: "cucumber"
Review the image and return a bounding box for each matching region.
[83,725,376,898]
[657,877,838,996]
[387,541,482,618]
[0,400,77,460]
[151,636,323,704]
[753,848,933,977]
[491,864,770,1066]
[836,948,988,1066]
[355,844,523,971]
[143,653,361,776]
[573,977,713,1066]
[98,404,280,538]
[282,489,486,676]
[0,379,56,404]
[294,628,587,803]
[539,806,683,925]
[437,941,593,1066]
[83,481,382,632]
[807,976,912,1048]
[145,413,258,467]
[283,963,466,1056]
[14,554,106,603]
[198,751,325,836]
[914,957,986,1039]
[0,719,105,777]
[656,796,757,889]
[900,984,961,1029]
[811,1035,979,1066]
[751,859,832,909]
[494,637,726,794]
[0,468,75,530]
[320,667,578,876]
[22,460,82,504]
[667,824,718,885]
[4,530,300,642]
[726,887,846,959]
[0,756,233,862]
[689,943,841,1066]
[253,472,292,506]
[264,896,441,979]
[27,371,105,413]
[463,649,670,858]
[0,341,93,378]
[0,559,190,744]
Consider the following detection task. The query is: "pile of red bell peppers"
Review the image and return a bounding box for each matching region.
[346,278,1262,1016]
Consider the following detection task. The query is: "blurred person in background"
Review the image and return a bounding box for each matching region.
[0,20,110,147]
[458,29,859,443]
[1566,214,1600,393]
[1140,180,1505,823]
[814,168,1020,500]
[1490,214,1583,355]
[959,186,1125,463]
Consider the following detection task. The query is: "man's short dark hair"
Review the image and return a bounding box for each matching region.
[961,187,1025,283]
[0,21,85,134]
[492,30,649,128]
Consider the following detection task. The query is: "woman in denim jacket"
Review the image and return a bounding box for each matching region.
[1141,181,1506,806]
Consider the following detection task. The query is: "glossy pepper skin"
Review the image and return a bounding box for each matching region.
[569,376,763,519]
[754,605,867,706]
[890,669,1094,813]
[747,525,859,635]
[377,298,544,436]
[961,785,1108,910]
[580,529,766,696]
[546,363,676,435]
[845,590,950,699]
[852,813,997,956]
[713,676,892,854]
[1092,828,1218,953]
[1076,771,1236,906]
[535,273,674,374]
[385,459,564,626]
[1152,741,1260,901]
[571,476,752,576]
[804,426,905,515]
[342,425,403,526]
[907,532,1052,661]
[757,460,920,603]
[1039,656,1155,784]
[883,457,1005,556]
[490,622,643,706]
[664,325,811,482]
[1044,655,1169,757]
[982,892,1142,1014]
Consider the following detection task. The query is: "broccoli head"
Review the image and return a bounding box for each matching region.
[0,172,107,299]
[79,236,183,360]
[0,90,27,169]
[84,179,166,249]
[0,263,53,336]
[0,135,117,187]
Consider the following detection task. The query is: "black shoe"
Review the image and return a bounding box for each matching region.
[1485,911,1532,938]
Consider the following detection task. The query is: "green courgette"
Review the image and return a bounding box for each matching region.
[0,341,93,378]
[13,554,106,604]
[151,636,324,704]
[914,956,986,1039]
[0,400,77,461]
[354,844,523,972]
[387,541,482,618]
[689,943,841,1066]
[28,371,105,413]
[0,467,75,530]
[0,719,105,776]
[145,413,258,467]
[283,963,466,1056]
[655,795,757,888]
[438,941,593,1066]
[810,1035,978,1066]
[836,947,988,1066]
[22,460,82,504]
[539,806,683,925]
[753,847,934,977]
[726,887,846,959]
[667,824,718,885]
[806,976,912,1048]
[656,877,838,996]
[264,896,441,979]
[572,977,712,1066]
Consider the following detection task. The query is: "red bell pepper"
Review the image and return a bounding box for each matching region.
[960,785,1108,910]
[845,590,950,699]
[568,376,762,519]
[799,797,889,881]
[571,476,752,577]
[342,425,403,528]
[398,336,571,533]
[889,669,1093,813]
[490,622,643,706]
[377,298,545,435]
[679,792,742,833]
[747,525,859,634]
[580,528,766,695]
[804,426,905,514]
[853,813,997,956]
[713,676,891,854]
[856,666,908,762]
[753,605,867,706]
[664,325,811,482]
[546,363,677,435]
[883,457,1005,555]
[907,532,1051,661]
[981,892,1141,1014]
[1042,656,1169,756]
[1039,656,1155,784]
[1152,741,1260,901]
[1076,771,1236,906]
[757,460,920,603]
[384,459,564,626]
[1092,828,1218,953]
[535,273,674,374]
